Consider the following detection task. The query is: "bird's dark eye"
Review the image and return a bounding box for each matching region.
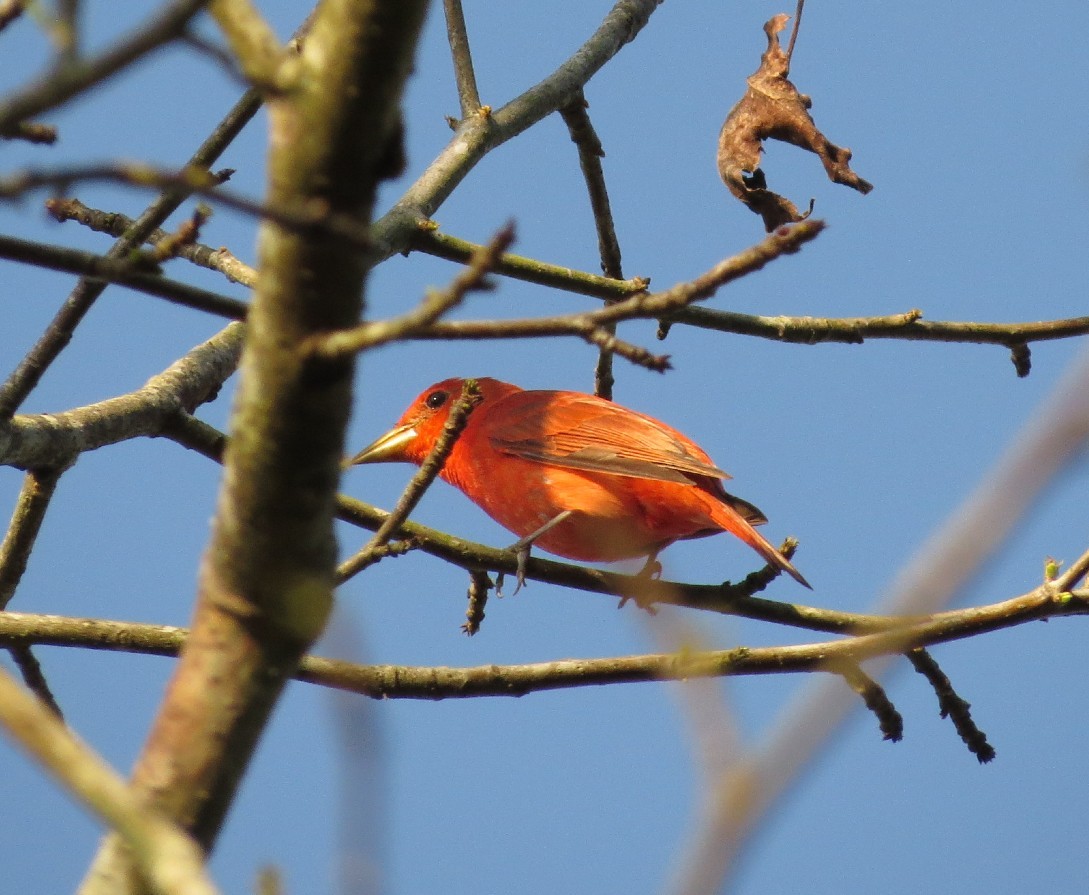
[425,390,449,410]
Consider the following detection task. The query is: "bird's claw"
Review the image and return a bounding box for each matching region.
[617,553,662,611]
[495,540,532,597]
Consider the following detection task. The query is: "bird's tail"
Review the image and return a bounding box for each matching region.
[711,498,811,589]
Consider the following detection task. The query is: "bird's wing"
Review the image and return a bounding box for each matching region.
[488,394,732,485]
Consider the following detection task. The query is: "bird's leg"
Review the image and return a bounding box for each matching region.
[636,550,663,580]
[495,510,574,596]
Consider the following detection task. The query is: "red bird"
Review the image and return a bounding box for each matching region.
[349,377,809,588]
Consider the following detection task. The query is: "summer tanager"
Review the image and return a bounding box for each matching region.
[349,377,810,588]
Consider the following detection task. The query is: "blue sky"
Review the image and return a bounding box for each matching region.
[2,2,1089,893]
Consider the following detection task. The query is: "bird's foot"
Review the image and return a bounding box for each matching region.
[496,510,575,596]
[617,552,662,610]
[495,539,533,597]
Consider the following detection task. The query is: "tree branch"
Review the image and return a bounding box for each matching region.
[442,0,481,117]
[0,85,263,419]
[2,577,1087,700]
[371,0,666,260]
[80,4,432,890]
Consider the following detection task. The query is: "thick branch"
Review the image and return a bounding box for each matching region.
[80,5,431,890]
[0,325,243,470]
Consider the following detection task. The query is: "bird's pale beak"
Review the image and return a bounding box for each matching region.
[345,424,417,467]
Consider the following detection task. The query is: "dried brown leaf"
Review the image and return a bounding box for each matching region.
[717,14,873,231]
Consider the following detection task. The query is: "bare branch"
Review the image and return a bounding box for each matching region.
[0,466,66,609]
[0,233,249,319]
[2,578,1088,700]
[0,324,244,469]
[372,0,666,260]
[0,86,263,418]
[46,197,258,286]
[560,90,625,397]
[207,0,284,90]
[442,0,481,117]
[411,226,649,299]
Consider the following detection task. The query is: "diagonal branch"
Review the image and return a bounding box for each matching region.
[337,380,482,582]
[560,90,625,398]
[0,665,220,895]
[372,0,666,260]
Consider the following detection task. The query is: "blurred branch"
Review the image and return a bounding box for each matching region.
[0,162,374,247]
[671,343,1089,895]
[79,4,431,889]
[0,120,57,143]
[207,0,284,90]
[0,0,28,32]
[0,0,208,133]
[0,666,220,895]
[2,576,1088,699]
[442,0,481,117]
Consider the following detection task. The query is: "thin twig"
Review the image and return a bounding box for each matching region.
[337,381,483,583]
[0,233,250,320]
[442,0,481,117]
[371,0,666,261]
[462,569,491,635]
[309,223,515,359]
[411,227,649,300]
[0,162,373,249]
[559,90,625,398]
[7,644,64,718]
[837,663,903,742]
[785,0,805,62]
[0,466,66,609]
[906,648,995,763]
